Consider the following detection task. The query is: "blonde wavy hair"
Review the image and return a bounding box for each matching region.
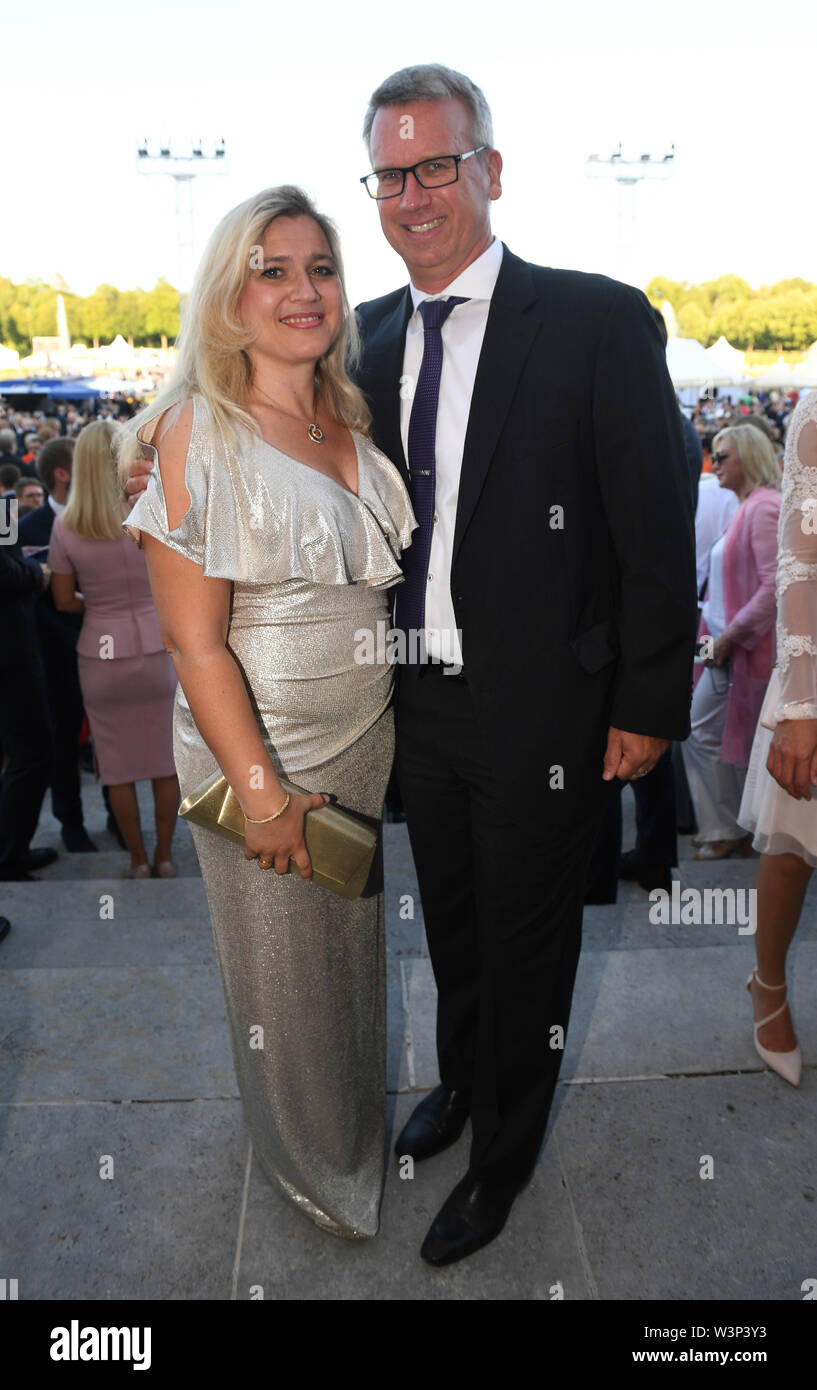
[118,186,370,478]
[713,424,781,490]
[62,419,126,541]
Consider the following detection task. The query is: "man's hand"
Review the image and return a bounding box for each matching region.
[766,718,817,800]
[124,455,153,508]
[602,727,669,782]
[39,562,51,590]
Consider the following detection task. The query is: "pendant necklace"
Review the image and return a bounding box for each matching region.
[252,380,324,444]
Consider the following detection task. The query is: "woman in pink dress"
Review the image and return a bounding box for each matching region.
[682,425,781,859]
[48,420,180,877]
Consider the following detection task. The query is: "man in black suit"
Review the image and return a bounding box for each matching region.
[0,505,58,881]
[355,65,698,1265]
[18,436,97,853]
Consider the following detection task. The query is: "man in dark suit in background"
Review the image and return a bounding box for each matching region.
[18,436,97,854]
[355,64,698,1265]
[0,503,57,881]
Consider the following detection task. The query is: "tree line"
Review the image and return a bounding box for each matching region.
[646,274,817,351]
[0,276,180,353]
[3,271,816,356]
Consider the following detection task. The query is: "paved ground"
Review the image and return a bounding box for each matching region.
[2,772,816,1300]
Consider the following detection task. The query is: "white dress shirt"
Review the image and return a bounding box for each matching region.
[400,237,504,666]
[48,494,67,518]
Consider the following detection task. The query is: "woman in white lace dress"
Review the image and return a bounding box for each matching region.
[738,390,817,1085]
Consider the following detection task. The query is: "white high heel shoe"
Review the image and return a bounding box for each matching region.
[747,969,802,1087]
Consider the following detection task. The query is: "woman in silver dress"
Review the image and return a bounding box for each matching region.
[120,186,415,1237]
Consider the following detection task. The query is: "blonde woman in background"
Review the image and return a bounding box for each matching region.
[683,424,781,859]
[120,186,415,1238]
[48,420,180,877]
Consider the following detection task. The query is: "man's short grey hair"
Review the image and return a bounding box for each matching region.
[0,427,17,454]
[362,64,493,155]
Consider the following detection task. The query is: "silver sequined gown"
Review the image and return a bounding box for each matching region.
[125,394,416,1237]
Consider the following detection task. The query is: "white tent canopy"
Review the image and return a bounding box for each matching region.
[705,335,747,378]
[793,362,817,387]
[747,355,811,390]
[0,343,20,367]
[665,338,741,389]
[101,334,136,367]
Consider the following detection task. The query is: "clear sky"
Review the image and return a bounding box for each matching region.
[4,0,815,307]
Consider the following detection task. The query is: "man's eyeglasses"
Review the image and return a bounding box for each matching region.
[711,451,730,466]
[360,147,487,200]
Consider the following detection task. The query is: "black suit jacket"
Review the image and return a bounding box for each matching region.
[18,502,83,652]
[355,246,699,819]
[18,501,56,550]
[0,533,46,666]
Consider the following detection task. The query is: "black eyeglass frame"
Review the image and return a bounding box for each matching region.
[711,451,731,466]
[359,146,487,200]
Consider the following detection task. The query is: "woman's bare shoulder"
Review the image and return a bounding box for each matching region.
[151,397,195,454]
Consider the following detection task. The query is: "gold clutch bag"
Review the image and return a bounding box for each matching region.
[178,770,378,900]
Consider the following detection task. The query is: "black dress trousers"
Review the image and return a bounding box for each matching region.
[0,637,53,868]
[34,602,85,832]
[395,664,608,1188]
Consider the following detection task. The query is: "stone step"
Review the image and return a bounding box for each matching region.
[3,929,815,1099]
[2,876,209,922]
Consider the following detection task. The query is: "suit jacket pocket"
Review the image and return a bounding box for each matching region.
[570,616,619,674]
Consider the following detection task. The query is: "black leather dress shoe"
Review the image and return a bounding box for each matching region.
[395,1085,470,1161]
[0,917,11,943]
[0,866,38,881]
[61,826,98,853]
[617,851,672,894]
[23,847,59,871]
[420,1172,527,1266]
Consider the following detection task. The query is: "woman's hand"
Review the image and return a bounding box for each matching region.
[243,790,330,878]
[709,634,733,668]
[766,718,817,800]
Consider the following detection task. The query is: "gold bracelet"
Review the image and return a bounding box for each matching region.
[244,791,291,824]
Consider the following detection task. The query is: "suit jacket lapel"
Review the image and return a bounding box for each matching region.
[452,248,541,564]
[361,288,412,485]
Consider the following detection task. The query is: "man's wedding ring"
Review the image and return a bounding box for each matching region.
[631,770,648,779]
[257,855,273,870]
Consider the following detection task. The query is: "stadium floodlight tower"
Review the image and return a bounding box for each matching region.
[137,138,227,316]
[585,143,675,288]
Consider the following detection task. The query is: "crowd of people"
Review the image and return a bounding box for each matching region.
[691,390,795,471]
[0,395,179,894]
[1,61,815,1271]
[586,385,815,1093]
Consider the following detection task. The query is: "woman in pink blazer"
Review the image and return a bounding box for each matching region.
[683,424,781,859]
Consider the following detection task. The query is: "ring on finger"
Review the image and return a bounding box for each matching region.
[257,855,273,870]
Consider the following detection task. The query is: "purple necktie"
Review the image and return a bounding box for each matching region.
[398,295,468,667]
